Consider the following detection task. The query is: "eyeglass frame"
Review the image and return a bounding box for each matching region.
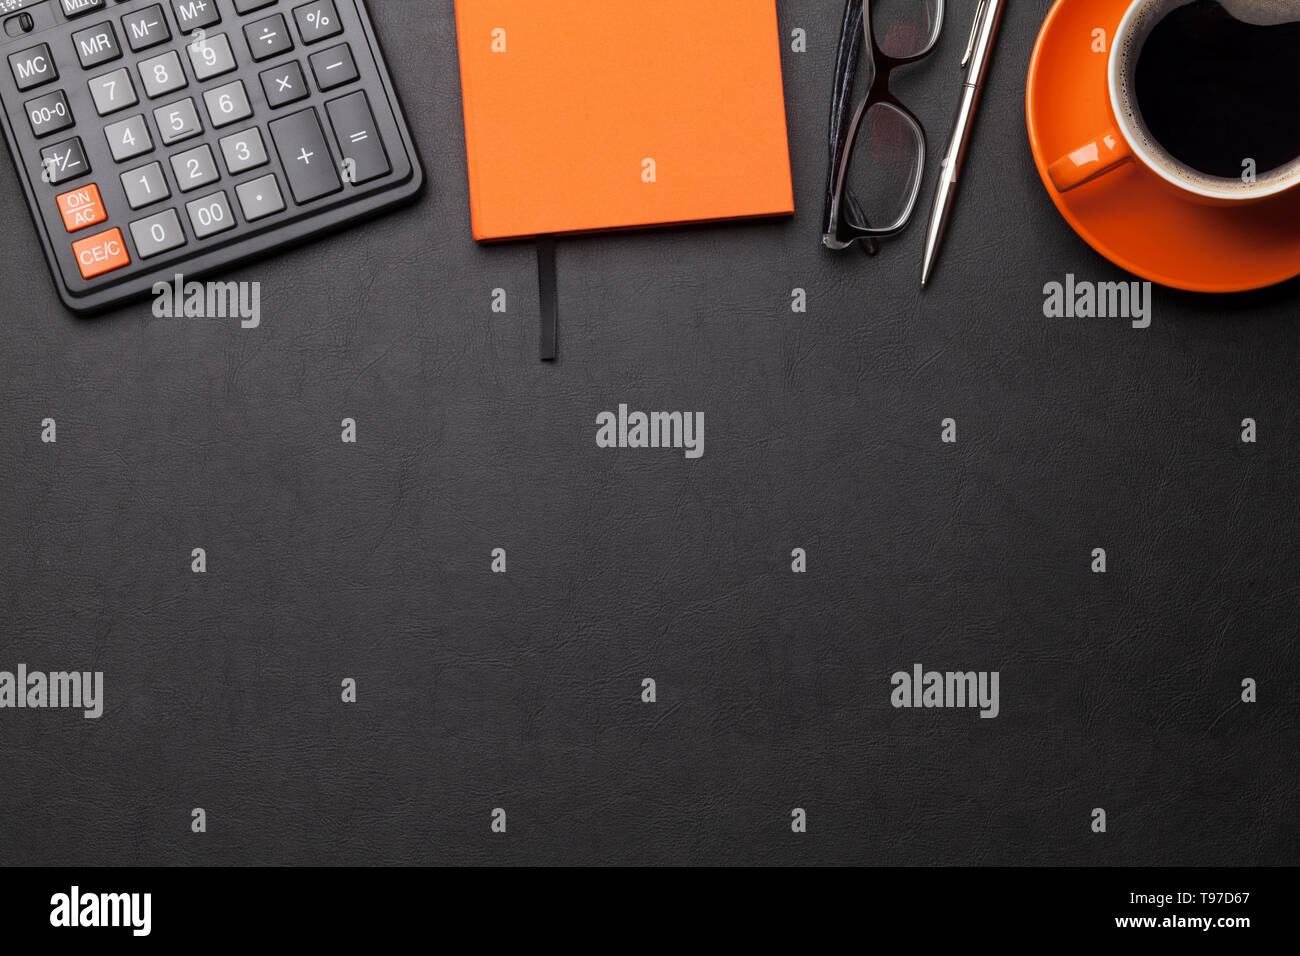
[822,0,946,253]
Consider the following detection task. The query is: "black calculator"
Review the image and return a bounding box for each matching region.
[0,0,422,313]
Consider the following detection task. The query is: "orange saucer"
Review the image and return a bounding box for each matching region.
[1026,0,1300,293]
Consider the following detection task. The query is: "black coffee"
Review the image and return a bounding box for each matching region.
[1135,0,1300,178]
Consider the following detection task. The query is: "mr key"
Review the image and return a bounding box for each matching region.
[0,0,422,312]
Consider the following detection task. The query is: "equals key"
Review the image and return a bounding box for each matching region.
[327,91,388,185]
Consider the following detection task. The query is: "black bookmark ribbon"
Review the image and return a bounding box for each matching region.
[537,235,558,361]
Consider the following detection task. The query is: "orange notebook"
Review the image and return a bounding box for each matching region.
[453,0,795,241]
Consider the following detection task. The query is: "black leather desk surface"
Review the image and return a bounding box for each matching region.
[1,1,1296,866]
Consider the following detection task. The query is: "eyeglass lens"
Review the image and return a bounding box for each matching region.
[870,0,943,60]
[844,101,925,233]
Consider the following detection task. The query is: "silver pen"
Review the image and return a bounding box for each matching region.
[920,0,1006,288]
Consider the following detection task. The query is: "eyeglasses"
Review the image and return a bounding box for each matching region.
[822,0,945,254]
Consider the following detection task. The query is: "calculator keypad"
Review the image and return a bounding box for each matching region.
[104,112,152,161]
[61,0,107,21]
[326,90,384,183]
[269,106,337,203]
[9,44,58,91]
[129,207,186,256]
[55,182,106,232]
[293,1,341,45]
[137,50,185,97]
[171,0,222,34]
[71,226,130,279]
[307,42,354,90]
[202,78,250,126]
[218,126,266,173]
[72,24,121,70]
[122,5,172,53]
[121,160,170,208]
[187,33,236,80]
[153,97,201,144]
[234,172,283,220]
[259,60,305,108]
[185,189,234,237]
[3,0,421,310]
[88,67,137,114]
[170,142,218,191]
[40,137,90,184]
[25,89,74,135]
[244,14,291,61]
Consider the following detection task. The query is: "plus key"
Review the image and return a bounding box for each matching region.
[269,107,340,203]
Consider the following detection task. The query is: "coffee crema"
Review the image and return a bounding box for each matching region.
[1128,0,1300,182]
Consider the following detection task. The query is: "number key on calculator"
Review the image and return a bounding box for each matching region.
[1,0,422,313]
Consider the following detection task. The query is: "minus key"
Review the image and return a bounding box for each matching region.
[308,43,358,91]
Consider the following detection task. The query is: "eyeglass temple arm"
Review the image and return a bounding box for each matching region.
[823,2,861,232]
[846,194,880,256]
[823,2,881,254]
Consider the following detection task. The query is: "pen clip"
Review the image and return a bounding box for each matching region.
[962,0,988,68]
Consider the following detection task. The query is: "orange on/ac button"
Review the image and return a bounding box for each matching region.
[56,183,107,233]
[72,227,130,279]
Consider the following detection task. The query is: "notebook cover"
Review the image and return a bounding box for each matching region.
[453,0,795,241]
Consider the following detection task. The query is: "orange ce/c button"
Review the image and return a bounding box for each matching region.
[56,183,107,233]
[72,227,130,279]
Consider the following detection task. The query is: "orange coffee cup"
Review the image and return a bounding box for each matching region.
[1048,0,1300,204]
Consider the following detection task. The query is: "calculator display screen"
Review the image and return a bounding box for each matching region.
[0,0,41,13]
